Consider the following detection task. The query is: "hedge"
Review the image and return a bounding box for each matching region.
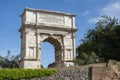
[0,68,56,80]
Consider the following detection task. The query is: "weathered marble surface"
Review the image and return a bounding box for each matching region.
[19,8,77,68]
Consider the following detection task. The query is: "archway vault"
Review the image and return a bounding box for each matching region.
[43,37,62,65]
[43,37,61,50]
[19,8,77,68]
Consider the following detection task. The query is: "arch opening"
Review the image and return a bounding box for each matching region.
[41,42,55,68]
[40,37,62,68]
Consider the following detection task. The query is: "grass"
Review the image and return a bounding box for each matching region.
[0,68,57,80]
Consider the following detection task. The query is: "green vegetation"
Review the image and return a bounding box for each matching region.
[0,68,56,80]
[77,15,120,65]
[76,52,99,65]
[0,50,20,68]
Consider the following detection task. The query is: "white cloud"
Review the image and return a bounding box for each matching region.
[82,11,90,17]
[88,18,98,23]
[88,0,120,23]
[88,17,104,23]
[100,1,120,18]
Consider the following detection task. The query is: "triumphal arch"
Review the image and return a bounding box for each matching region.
[19,8,77,68]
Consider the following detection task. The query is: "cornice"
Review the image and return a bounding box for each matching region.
[21,7,76,17]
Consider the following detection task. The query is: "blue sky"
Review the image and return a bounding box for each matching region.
[0,0,120,67]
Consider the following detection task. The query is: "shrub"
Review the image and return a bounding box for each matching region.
[0,68,56,80]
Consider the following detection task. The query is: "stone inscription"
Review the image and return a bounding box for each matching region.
[38,13,64,24]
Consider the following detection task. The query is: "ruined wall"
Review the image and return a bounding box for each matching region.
[89,67,118,80]
[30,67,89,80]
[89,60,120,80]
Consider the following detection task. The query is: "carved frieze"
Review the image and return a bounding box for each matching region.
[38,13,64,24]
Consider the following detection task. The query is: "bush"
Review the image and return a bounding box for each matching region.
[0,68,56,80]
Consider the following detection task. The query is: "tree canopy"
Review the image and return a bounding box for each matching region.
[77,16,120,64]
[0,51,20,68]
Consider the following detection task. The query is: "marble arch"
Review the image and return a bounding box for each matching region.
[19,8,77,68]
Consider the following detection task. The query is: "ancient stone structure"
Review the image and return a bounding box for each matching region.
[19,8,77,68]
[89,67,119,80]
[89,60,120,80]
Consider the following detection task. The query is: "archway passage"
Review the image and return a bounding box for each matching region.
[41,42,55,68]
[43,37,62,63]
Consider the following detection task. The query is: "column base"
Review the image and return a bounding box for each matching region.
[19,59,41,69]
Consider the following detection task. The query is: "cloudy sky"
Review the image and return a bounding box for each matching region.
[0,0,120,67]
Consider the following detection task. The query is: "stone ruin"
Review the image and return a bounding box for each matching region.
[90,60,120,80]
[19,8,77,68]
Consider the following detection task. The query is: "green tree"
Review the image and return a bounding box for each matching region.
[76,52,99,65]
[77,15,120,62]
[0,50,20,68]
